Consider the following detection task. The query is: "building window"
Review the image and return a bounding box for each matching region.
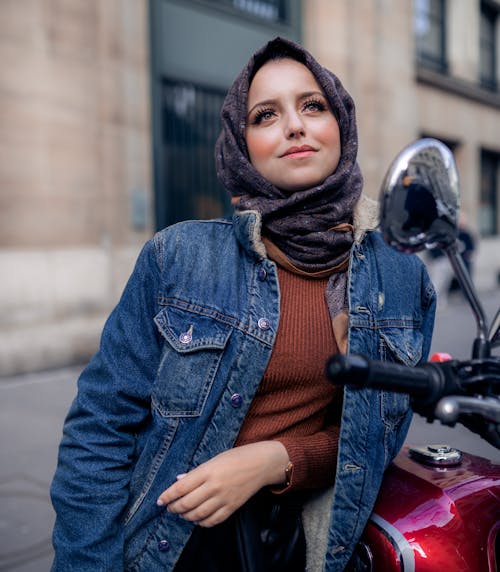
[204,0,287,23]
[480,2,498,91]
[479,150,499,236]
[160,79,230,228]
[414,0,447,73]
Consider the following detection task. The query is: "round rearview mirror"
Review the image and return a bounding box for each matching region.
[380,138,460,253]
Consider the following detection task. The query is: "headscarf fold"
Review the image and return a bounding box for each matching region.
[215,37,364,320]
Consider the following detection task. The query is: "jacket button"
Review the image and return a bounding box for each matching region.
[179,332,192,344]
[257,317,270,330]
[258,267,267,281]
[231,393,243,408]
[158,539,170,552]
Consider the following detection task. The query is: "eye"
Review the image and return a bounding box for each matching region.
[252,107,276,125]
[302,98,327,113]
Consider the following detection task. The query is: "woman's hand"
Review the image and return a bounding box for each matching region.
[156,441,289,527]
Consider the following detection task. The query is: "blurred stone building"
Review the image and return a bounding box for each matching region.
[1,0,499,376]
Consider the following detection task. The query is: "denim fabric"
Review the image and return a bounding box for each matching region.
[50,211,435,571]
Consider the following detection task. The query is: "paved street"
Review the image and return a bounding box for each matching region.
[406,290,500,461]
[0,290,499,571]
[0,367,79,571]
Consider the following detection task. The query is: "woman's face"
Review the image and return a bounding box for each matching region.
[245,58,341,193]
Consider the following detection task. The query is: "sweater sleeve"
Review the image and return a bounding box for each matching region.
[275,421,340,492]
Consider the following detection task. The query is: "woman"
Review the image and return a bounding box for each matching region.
[50,37,436,572]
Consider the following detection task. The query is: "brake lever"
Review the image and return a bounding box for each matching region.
[435,395,500,424]
[434,396,500,449]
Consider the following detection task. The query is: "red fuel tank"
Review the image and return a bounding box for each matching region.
[351,445,500,571]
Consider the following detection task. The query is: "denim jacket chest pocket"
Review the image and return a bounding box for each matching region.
[153,304,233,418]
[378,325,424,427]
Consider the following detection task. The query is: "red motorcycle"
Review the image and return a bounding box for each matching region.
[327,139,500,572]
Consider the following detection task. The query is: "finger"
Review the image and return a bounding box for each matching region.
[166,482,213,515]
[157,471,204,506]
[196,505,234,528]
[174,497,224,523]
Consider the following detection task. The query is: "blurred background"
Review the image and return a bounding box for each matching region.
[1,0,499,377]
[0,0,499,570]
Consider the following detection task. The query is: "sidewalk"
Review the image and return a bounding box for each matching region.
[0,367,81,572]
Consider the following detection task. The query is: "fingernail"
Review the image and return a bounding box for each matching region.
[157,498,165,506]
[176,473,187,480]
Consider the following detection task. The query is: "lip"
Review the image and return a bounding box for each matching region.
[280,145,316,158]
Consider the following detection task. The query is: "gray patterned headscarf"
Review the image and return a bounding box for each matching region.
[215,37,363,318]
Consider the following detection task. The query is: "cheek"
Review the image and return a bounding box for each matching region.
[321,121,342,169]
[318,119,341,149]
[246,130,276,166]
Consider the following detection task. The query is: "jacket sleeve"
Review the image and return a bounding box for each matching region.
[50,238,163,571]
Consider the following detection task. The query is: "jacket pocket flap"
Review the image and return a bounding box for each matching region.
[379,328,423,367]
[154,305,232,352]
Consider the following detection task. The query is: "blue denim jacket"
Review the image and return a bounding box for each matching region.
[51,207,435,571]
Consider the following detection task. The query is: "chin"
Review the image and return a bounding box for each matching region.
[278,179,324,193]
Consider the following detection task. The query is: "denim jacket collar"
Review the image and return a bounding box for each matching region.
[232,193,380,261]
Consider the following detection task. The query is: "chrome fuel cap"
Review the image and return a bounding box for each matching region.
[409,444,463,467]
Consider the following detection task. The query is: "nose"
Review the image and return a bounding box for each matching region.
[285,111,305,138]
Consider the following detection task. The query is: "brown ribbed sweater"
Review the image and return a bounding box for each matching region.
[235,265,342,490]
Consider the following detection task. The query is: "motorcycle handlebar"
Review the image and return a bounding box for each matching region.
[325,354,460,406]
[326,355,500,446]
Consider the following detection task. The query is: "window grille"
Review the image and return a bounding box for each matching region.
[159,79,231,228]
[204,0,287,23]
[480,2,498,91]
[480,150,499,236]
[414,0,448,73]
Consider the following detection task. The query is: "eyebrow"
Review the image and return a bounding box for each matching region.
[247,90,326,117]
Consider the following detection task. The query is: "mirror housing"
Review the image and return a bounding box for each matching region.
[379,138,491,358]
[380,138,460,254]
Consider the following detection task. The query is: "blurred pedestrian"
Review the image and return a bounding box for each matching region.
[457,213,476,278]
[426,212,476,305]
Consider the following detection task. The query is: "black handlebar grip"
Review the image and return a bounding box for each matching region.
[326,354,446,403]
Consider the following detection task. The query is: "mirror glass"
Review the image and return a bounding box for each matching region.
[380,138,460,253]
